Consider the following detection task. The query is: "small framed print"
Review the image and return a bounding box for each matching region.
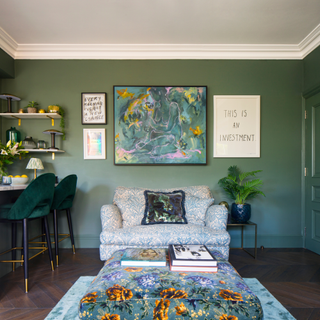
[83,128,106,159]
[81,92,107,124]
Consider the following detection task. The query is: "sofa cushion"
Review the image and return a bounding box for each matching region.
[113,186,213,228]
[100,224,230,248]
[141,190,187,225]
[185,196,214,225]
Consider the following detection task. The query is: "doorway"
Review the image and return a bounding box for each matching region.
[305,90,320,255]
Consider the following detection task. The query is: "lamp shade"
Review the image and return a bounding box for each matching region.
[26,158,44,170]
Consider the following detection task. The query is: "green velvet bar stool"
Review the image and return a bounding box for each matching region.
[0,173,56,293]
[51,174,77,266]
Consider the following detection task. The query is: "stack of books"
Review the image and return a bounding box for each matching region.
[168,244,217,272]
[120,248,167,267]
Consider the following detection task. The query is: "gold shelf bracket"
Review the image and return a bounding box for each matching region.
[11,115,21,126]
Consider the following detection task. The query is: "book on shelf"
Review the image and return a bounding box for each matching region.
[168,244,217,267]
[120,248,167,267]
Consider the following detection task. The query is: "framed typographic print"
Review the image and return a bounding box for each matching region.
[114,86,207,165]
[214,95,260,158]
[81,92,107,124]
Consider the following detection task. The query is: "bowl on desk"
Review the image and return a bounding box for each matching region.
[11,177,29,185]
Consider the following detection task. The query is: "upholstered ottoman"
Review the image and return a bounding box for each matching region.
[79,250,263,320]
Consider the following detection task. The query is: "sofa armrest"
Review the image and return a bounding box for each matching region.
[100,204,122,230]
[205,205,228,230]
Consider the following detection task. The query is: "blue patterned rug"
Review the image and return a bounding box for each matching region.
[45,276,295,320]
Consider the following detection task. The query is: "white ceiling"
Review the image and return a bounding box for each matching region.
[1,0,320,59]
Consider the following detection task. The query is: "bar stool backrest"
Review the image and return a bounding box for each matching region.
[51,174,77,211]
[6,173,56,220]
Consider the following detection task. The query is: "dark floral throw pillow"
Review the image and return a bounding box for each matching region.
[141,190,188,225]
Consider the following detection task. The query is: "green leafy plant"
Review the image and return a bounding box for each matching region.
[56,105,65,140]
[24,101,39,109]
[218,165,265,205]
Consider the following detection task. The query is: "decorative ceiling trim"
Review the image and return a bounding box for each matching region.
[12,43,302,60]
[0,27,18,57]
[299,24,320,58]
[1,24,320,60]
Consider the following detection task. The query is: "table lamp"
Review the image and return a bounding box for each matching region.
[26,158,44,179]
[43,129,63,160]
[0,94,21,113]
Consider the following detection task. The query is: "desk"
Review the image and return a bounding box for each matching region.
[227,220,257,259]
[0,184,28,191]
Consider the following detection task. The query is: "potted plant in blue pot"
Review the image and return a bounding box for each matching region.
[218,165,265,223]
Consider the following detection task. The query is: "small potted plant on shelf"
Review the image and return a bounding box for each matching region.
[25,101,39,113]
[218,165,265,223]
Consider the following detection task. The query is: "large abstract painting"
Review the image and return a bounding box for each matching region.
[114,86,207,165]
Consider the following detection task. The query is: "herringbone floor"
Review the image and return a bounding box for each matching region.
[0,248,319,319]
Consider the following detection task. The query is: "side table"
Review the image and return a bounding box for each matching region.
[227,219,257,259]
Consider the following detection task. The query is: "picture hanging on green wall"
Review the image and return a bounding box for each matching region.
[114,86,207,165]
[81,92,107,124]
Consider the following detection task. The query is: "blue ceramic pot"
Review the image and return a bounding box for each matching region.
[231,203,251,223]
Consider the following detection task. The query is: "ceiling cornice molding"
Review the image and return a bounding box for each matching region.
[1,24,320,60]
[0,27,18,58]
[299,24,320,58]
[13,43,302,60]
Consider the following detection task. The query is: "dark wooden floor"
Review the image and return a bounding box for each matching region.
[0,248,319,319]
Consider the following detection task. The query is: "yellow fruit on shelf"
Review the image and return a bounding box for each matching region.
[21,174,28,178]
[39,109,46,113]
[14,175,20,178]
[8,175,13,178]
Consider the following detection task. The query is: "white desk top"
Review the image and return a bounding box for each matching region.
[0,184,28,191]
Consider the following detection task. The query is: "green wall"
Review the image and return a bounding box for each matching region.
[304,45,320,92]
[0,59,303,277]
[0,48,14,78]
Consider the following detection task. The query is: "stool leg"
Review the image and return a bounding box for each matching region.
[43,216,55,271]
[11,222,17,272]
[22,219,28,293]
[66,209,75,254]
[53,209,59,266]
[42,218,46,249]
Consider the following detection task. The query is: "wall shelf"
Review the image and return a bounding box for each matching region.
[23,149,65,153]
[1,113,65,159]
[0,113,61,119]
[0,113,61,126]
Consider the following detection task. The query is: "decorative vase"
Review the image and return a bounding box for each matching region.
[22,136,37,149]
[231,203,251,223]
[48,105,60,113]
[6,127,21,143]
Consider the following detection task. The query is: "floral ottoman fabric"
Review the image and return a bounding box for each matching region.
[79,250,263,320]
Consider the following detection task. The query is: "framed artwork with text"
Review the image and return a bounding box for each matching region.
[81,92,106,124]
[214,95,260,158]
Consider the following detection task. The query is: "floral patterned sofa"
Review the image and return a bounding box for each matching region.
[99,185,230,261]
